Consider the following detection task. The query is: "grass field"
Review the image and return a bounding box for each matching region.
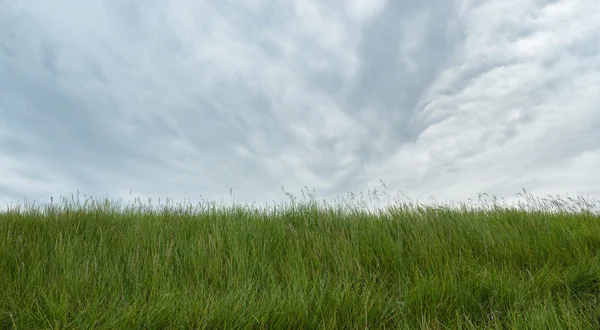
[1,189,599,329]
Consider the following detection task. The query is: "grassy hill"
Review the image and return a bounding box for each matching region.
[1,191,599,329]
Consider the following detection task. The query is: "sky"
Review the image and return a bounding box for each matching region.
[1,0,599,211]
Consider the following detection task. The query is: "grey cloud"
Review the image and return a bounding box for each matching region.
[1,0,599,209]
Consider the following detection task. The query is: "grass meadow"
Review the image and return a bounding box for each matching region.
[1,187,599,329]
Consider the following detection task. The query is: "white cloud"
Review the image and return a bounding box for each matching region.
[1,0,599,211]
[364,0,600,203]
[347,0,387,22]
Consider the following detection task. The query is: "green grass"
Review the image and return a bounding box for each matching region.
[1,189,599,329]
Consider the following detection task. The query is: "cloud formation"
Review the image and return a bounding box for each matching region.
[1,0,599,209]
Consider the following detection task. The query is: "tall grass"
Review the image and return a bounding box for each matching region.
[1,187,599,329]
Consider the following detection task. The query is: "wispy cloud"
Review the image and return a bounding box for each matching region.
[1,0,599,208]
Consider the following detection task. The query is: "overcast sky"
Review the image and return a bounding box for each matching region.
[1,0,599,210]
